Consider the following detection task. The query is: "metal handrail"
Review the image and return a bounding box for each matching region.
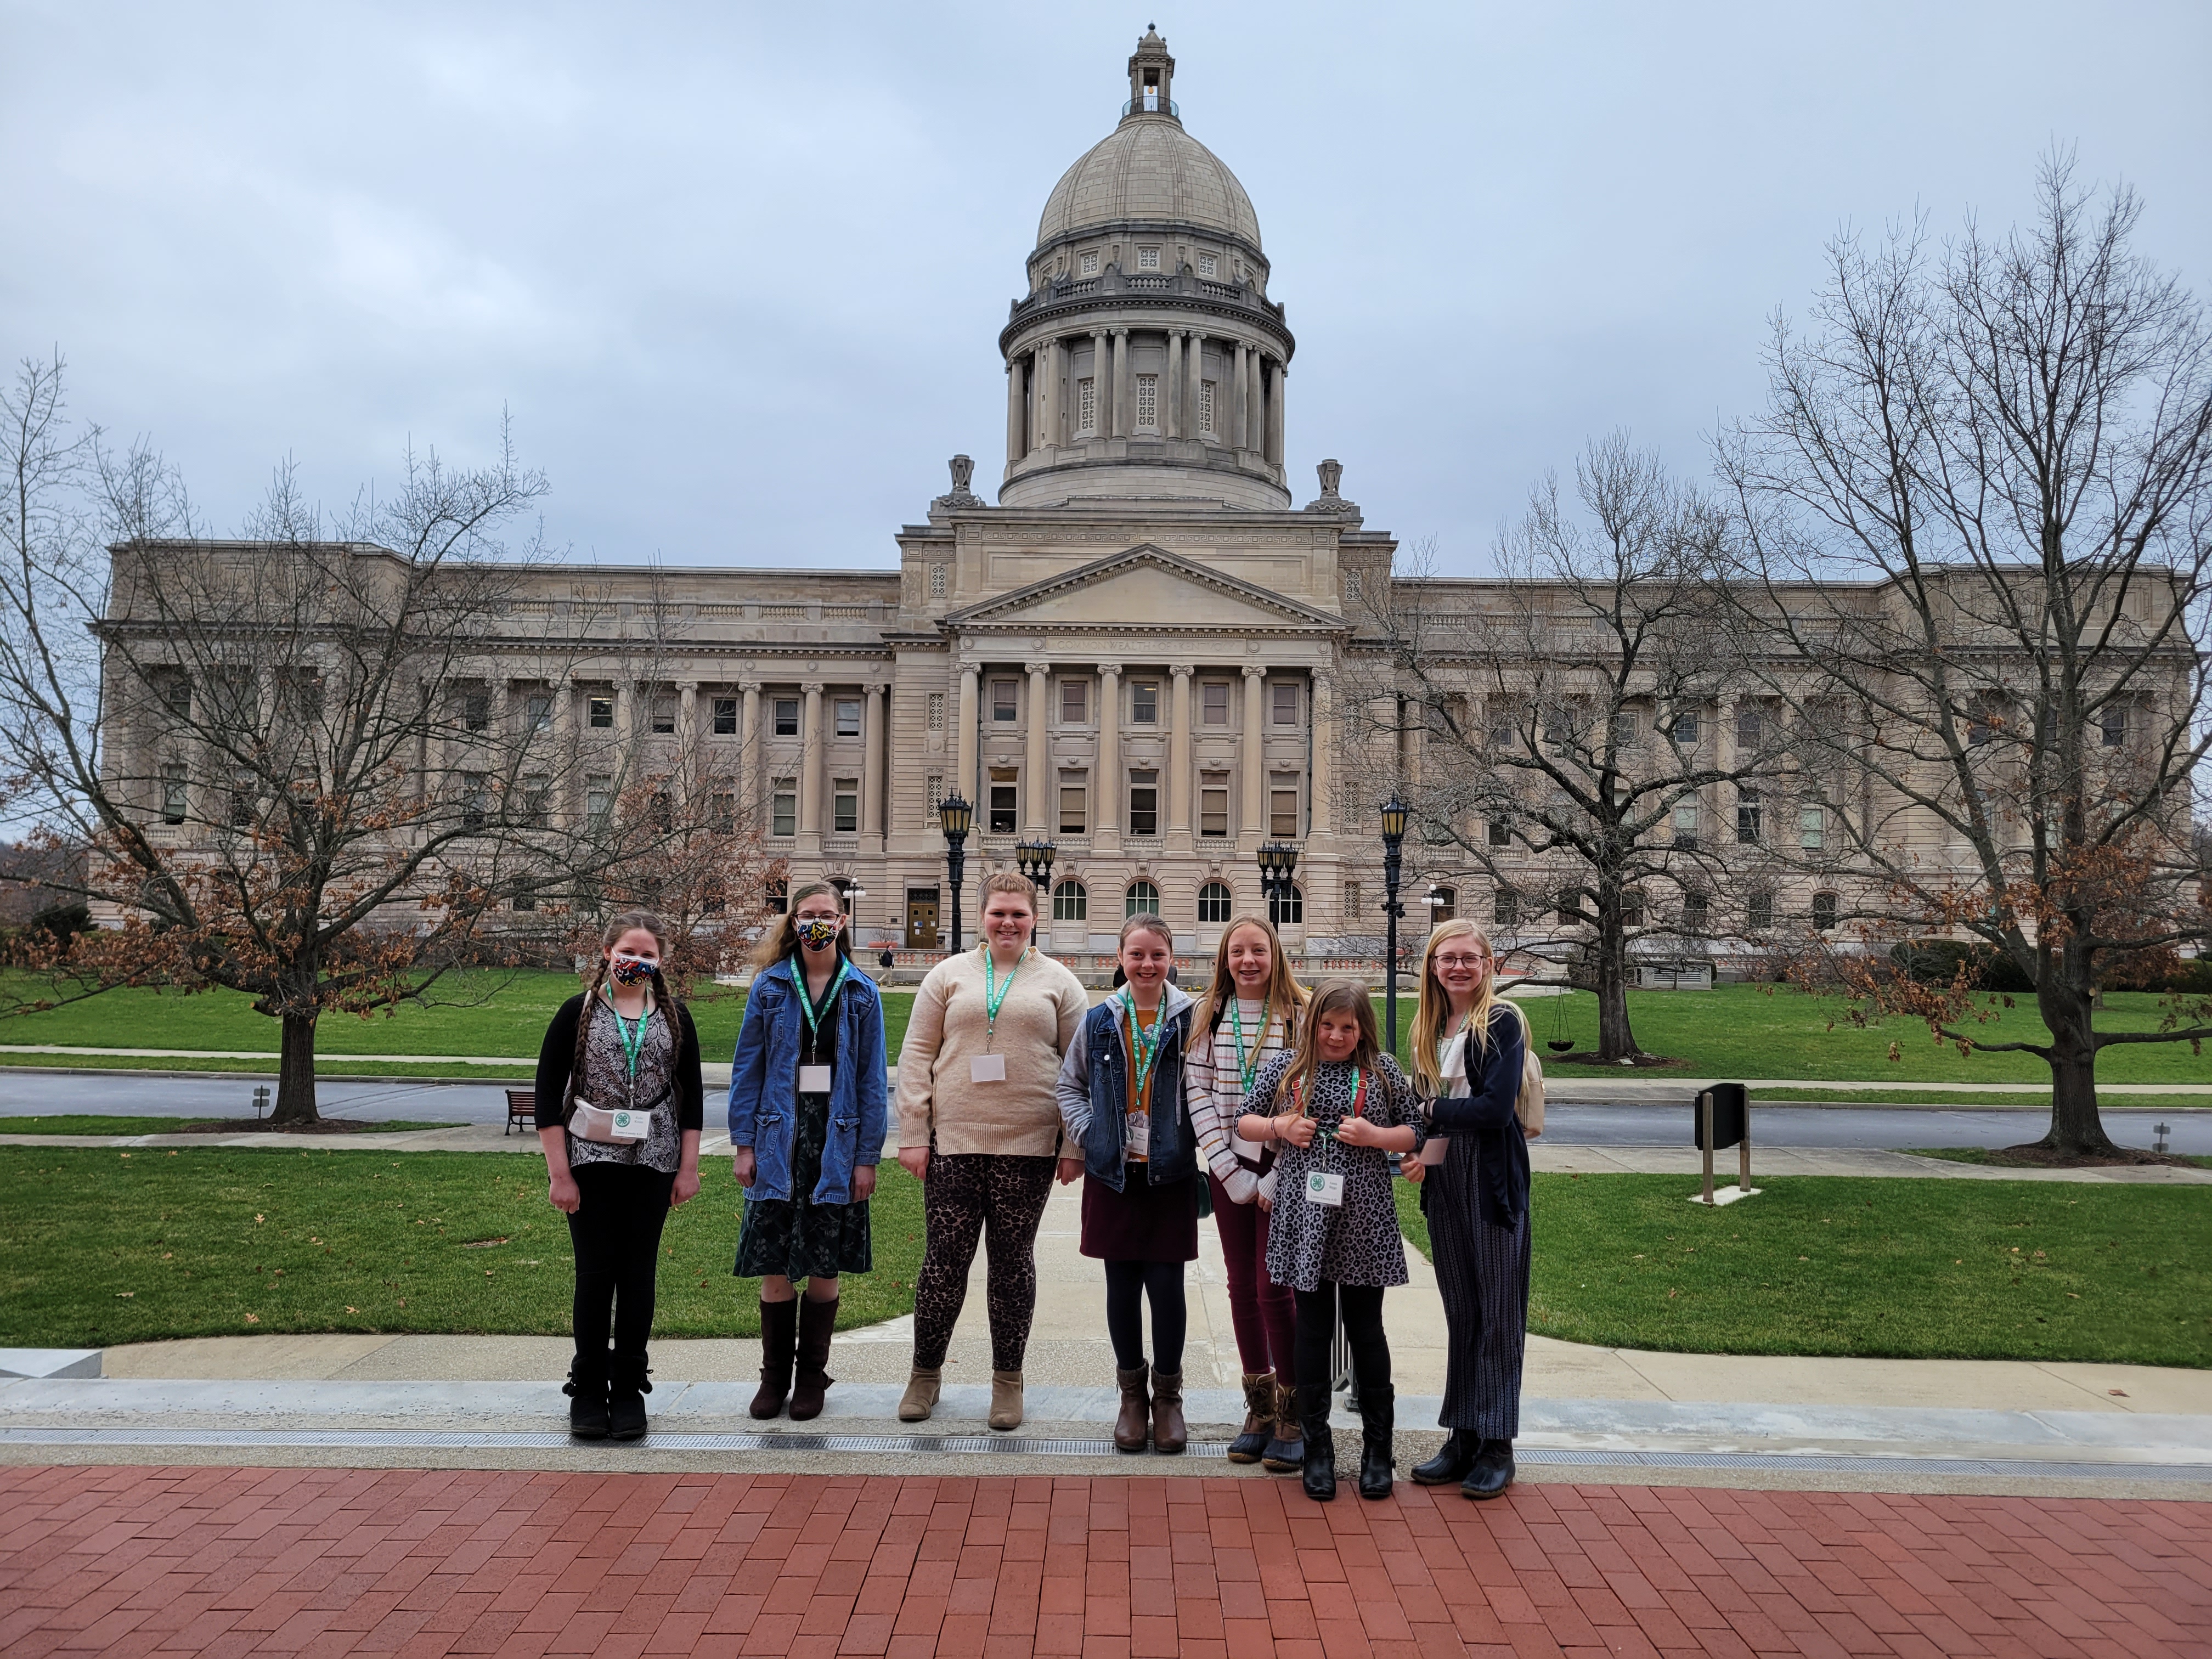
[1121,96,1180,117]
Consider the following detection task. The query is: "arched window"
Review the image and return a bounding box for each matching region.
[1426,886,1457,925]
[1052,880,1088,922]
[1812,891,1838,933]
[1268,884,1304,926]
[1124,881,1160,918]
[1198,881,1235,924]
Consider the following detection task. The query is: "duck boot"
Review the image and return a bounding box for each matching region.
[1114,1365,1150,1453]
[1227,1372,1276,1464]
[1150,1369,1188,1455]
[1462,1438,1516,1500]
[564,1352,610,1441]
[788,1295,838,1421]
[1296,1383,1336,1502]
[1261,1378,1305,1473]
[896,1365,941,1423]
[1410,1427,1479,1486]
[608,1356,652,1443]
[1357,1384,1396,1500]
[749,1297,797,1420]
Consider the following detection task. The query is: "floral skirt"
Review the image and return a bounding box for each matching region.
[732,1093,873,1280]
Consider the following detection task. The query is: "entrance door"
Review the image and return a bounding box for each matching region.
[905,887,940,950]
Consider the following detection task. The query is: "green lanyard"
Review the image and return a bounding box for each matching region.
[1121,990,1165,1104]
[606,994,650,1087]
[795,955,849,1059]
[1228,997,1272,1093]
[1296,1067,1367,1169]
[983,945,1026,1042]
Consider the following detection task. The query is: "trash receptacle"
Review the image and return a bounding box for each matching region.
[1690,1084,1757,1205]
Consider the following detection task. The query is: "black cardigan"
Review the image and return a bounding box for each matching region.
[534,992,706,1132]
[1423,1006,1531,1228]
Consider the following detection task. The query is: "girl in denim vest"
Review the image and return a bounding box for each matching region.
[727,881,889,1421]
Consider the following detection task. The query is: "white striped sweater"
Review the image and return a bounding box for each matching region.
[1183,997,1295,1204]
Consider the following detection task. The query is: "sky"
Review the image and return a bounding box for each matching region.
[4,0,2208,577]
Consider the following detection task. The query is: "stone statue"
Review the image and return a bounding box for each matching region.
[933,454,984,510]
[1304,457,1358,515]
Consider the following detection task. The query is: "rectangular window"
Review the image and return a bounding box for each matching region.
[1747,890,1773,932]
[1059,781,1087,835]
[774,698,799,736]
[1128,772,1159,837]
[1736,707,1763,749]
[1609,710,1638,748]
[927,692,945,732]
[992,679,1018,721]
[526,692,554,732]
[463,691,490,732]
[1812,891,1838,932]
[1137,246,1160,269]
[1487,815,1510,848]
[1201,681,1229,725]
[1080,250,1099,276]
[1493,889,1519,928]
[1200,774,1229,838]
[521,776,550,830]
[1136,374,1157,427]
[587,695,613,730]
[1269,780,1300,838]
[1682,891,1709,932]
[587,775,613,830]
[835,698,861,737]
[833,778,859,834]
[771,779,797,838]
[154,673,190,719]
[1197,252,1217,278]
[1131,681,1158,724]
[1199,380,1216,435]
[1736,790,1762,845]
[160,763,188,825]
[1800,804,1825,851]
[2101,706,2127,747]
[1077,377,1096,432]
[766,878,788,915]
[988,782,1017,836]
[650,698,675,735]
[712,697,737,735]
[1672,709,1700,747]
[1272,682,1298,725]
[1673,802,1700,848]
[1060,679,1087,723]
[460,774,489,833]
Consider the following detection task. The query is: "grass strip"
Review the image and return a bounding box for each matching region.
[0,1056,539,1080]
[1903,1146,2212,1172]
[0,1146,923,1347]
[1395,1172,2210,1368]
[0,1117,464,1137]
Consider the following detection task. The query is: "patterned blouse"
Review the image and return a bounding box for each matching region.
[1249,1052,1421,1293]
[566,995,682,1175]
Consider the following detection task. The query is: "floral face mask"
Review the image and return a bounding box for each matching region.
[794,917,841,951]
[608,953,657,987]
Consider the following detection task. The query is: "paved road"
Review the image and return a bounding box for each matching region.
[3,1071,2207,1153]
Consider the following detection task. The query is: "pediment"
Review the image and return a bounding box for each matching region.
[943,544,1343,634]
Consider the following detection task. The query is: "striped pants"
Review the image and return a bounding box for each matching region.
[1426,1137,1532,1440]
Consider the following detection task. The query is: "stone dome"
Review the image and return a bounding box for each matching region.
[1035,115,1262,251]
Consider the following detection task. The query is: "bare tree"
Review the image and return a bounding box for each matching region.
[1718,155,2212,1154]
[1343,438,1768,1062]
[0,356,766,1124]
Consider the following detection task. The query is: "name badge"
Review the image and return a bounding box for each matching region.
[1420,1135,1449,1166]
[1306,1169,1345,1208]
[1124,1109,1149,1158]
[970,1053,1007,1084]
[798,1064,833,1093]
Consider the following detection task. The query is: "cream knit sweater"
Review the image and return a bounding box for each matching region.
[895,946,1090,1158]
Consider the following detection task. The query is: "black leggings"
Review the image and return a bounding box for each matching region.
[1103,1260,1187,1374]
[567,1163,676,1368]
[1294,1281,1389,1392]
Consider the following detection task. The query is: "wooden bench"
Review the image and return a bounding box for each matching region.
[504,1088,536,1136]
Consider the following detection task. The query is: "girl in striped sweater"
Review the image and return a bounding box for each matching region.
[1183,915,1310,1469]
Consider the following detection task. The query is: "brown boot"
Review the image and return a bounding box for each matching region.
[989,1370,1024,1431]
[1228,1372,1276,1463]
[1150,1369,1187,1455]
[897,1364,941,1423]
[1261,1378,1305,1473]
[1114,1364,1150,1453]
[749,1297,797,1420]
[788,1294,837,1421]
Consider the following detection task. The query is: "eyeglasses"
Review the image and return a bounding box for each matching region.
[1432,953,1489,969]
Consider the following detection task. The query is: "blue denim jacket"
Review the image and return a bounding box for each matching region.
[1054,983,1205,1199]
[726,956,888,1204]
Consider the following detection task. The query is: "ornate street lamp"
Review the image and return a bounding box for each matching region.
[1256,840,1300,917]
[1379,793,1411,1053]
[938,792,973,953]
[1014,838,1058,889]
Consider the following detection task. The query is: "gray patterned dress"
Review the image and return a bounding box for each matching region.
[1250,1053,1421,1292]
[565,996,682,1176]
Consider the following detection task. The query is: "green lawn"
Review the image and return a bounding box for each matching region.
[0,1147,925,1347]
[0,1117,462,1136]
[1904,1146,2212,1172]
[1396,1173,2211,1368]
[0,1054,539,1079]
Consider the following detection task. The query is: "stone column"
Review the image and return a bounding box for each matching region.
[1046,338,1066,448]
[1241,664,1266,843]
[1097,662,1122,839]
[1089,328,1108,436]
[1024,661,1050,832]
[957,663,979,806]
[678,681,698,758]
[799,682,823,838]
[554,678,576,826]
[1185,333,1206,438]
[1005,359,1025,464]
[1308,670,1330,837]
[1266,360,1285,465]
[1232,341,1250,450]
[1169,663,1193,836]
[862,684,885,846]
[1030,343,1049,452]
[1165,332,1183,438]
[1111,330,1130,438]
[737,680,761,820]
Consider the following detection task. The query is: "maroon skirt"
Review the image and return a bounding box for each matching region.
[1080,1164,1200,1263]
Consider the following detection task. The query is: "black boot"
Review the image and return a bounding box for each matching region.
[789,1295,838,1422]
[564,1352,610,1441]
[608,1355,652,1442]
[1462,1437,1515,1500]
[1357,1384,1395,1500]
[1296,1384,1336,1502]
[1410,1428,1479,1487]
[749,1297,797,1420]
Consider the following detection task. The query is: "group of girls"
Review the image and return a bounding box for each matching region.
[533,880,1533,1507]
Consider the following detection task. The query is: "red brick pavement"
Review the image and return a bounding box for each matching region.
[0,1466,2207,1658]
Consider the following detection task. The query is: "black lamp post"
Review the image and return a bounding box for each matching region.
[1256,840,1300,918]
[939,792,973,953]
[1379,793,1411,1053]
[1014,838,1058,890]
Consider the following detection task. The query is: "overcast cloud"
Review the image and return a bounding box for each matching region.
[4,1,2207,575]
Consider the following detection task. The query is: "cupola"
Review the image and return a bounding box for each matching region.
[1127,27,1176,120]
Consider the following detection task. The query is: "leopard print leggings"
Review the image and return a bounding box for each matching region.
[911,1153,1058,1373]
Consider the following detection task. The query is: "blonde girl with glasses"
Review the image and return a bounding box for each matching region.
[1402,918,1532,1500]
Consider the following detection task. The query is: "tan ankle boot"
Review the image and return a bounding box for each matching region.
[898,1364,941,1423]
[1150,1369,1187,1455]
[1114,1364,1150,1453]
[989,1370,1024,1431]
